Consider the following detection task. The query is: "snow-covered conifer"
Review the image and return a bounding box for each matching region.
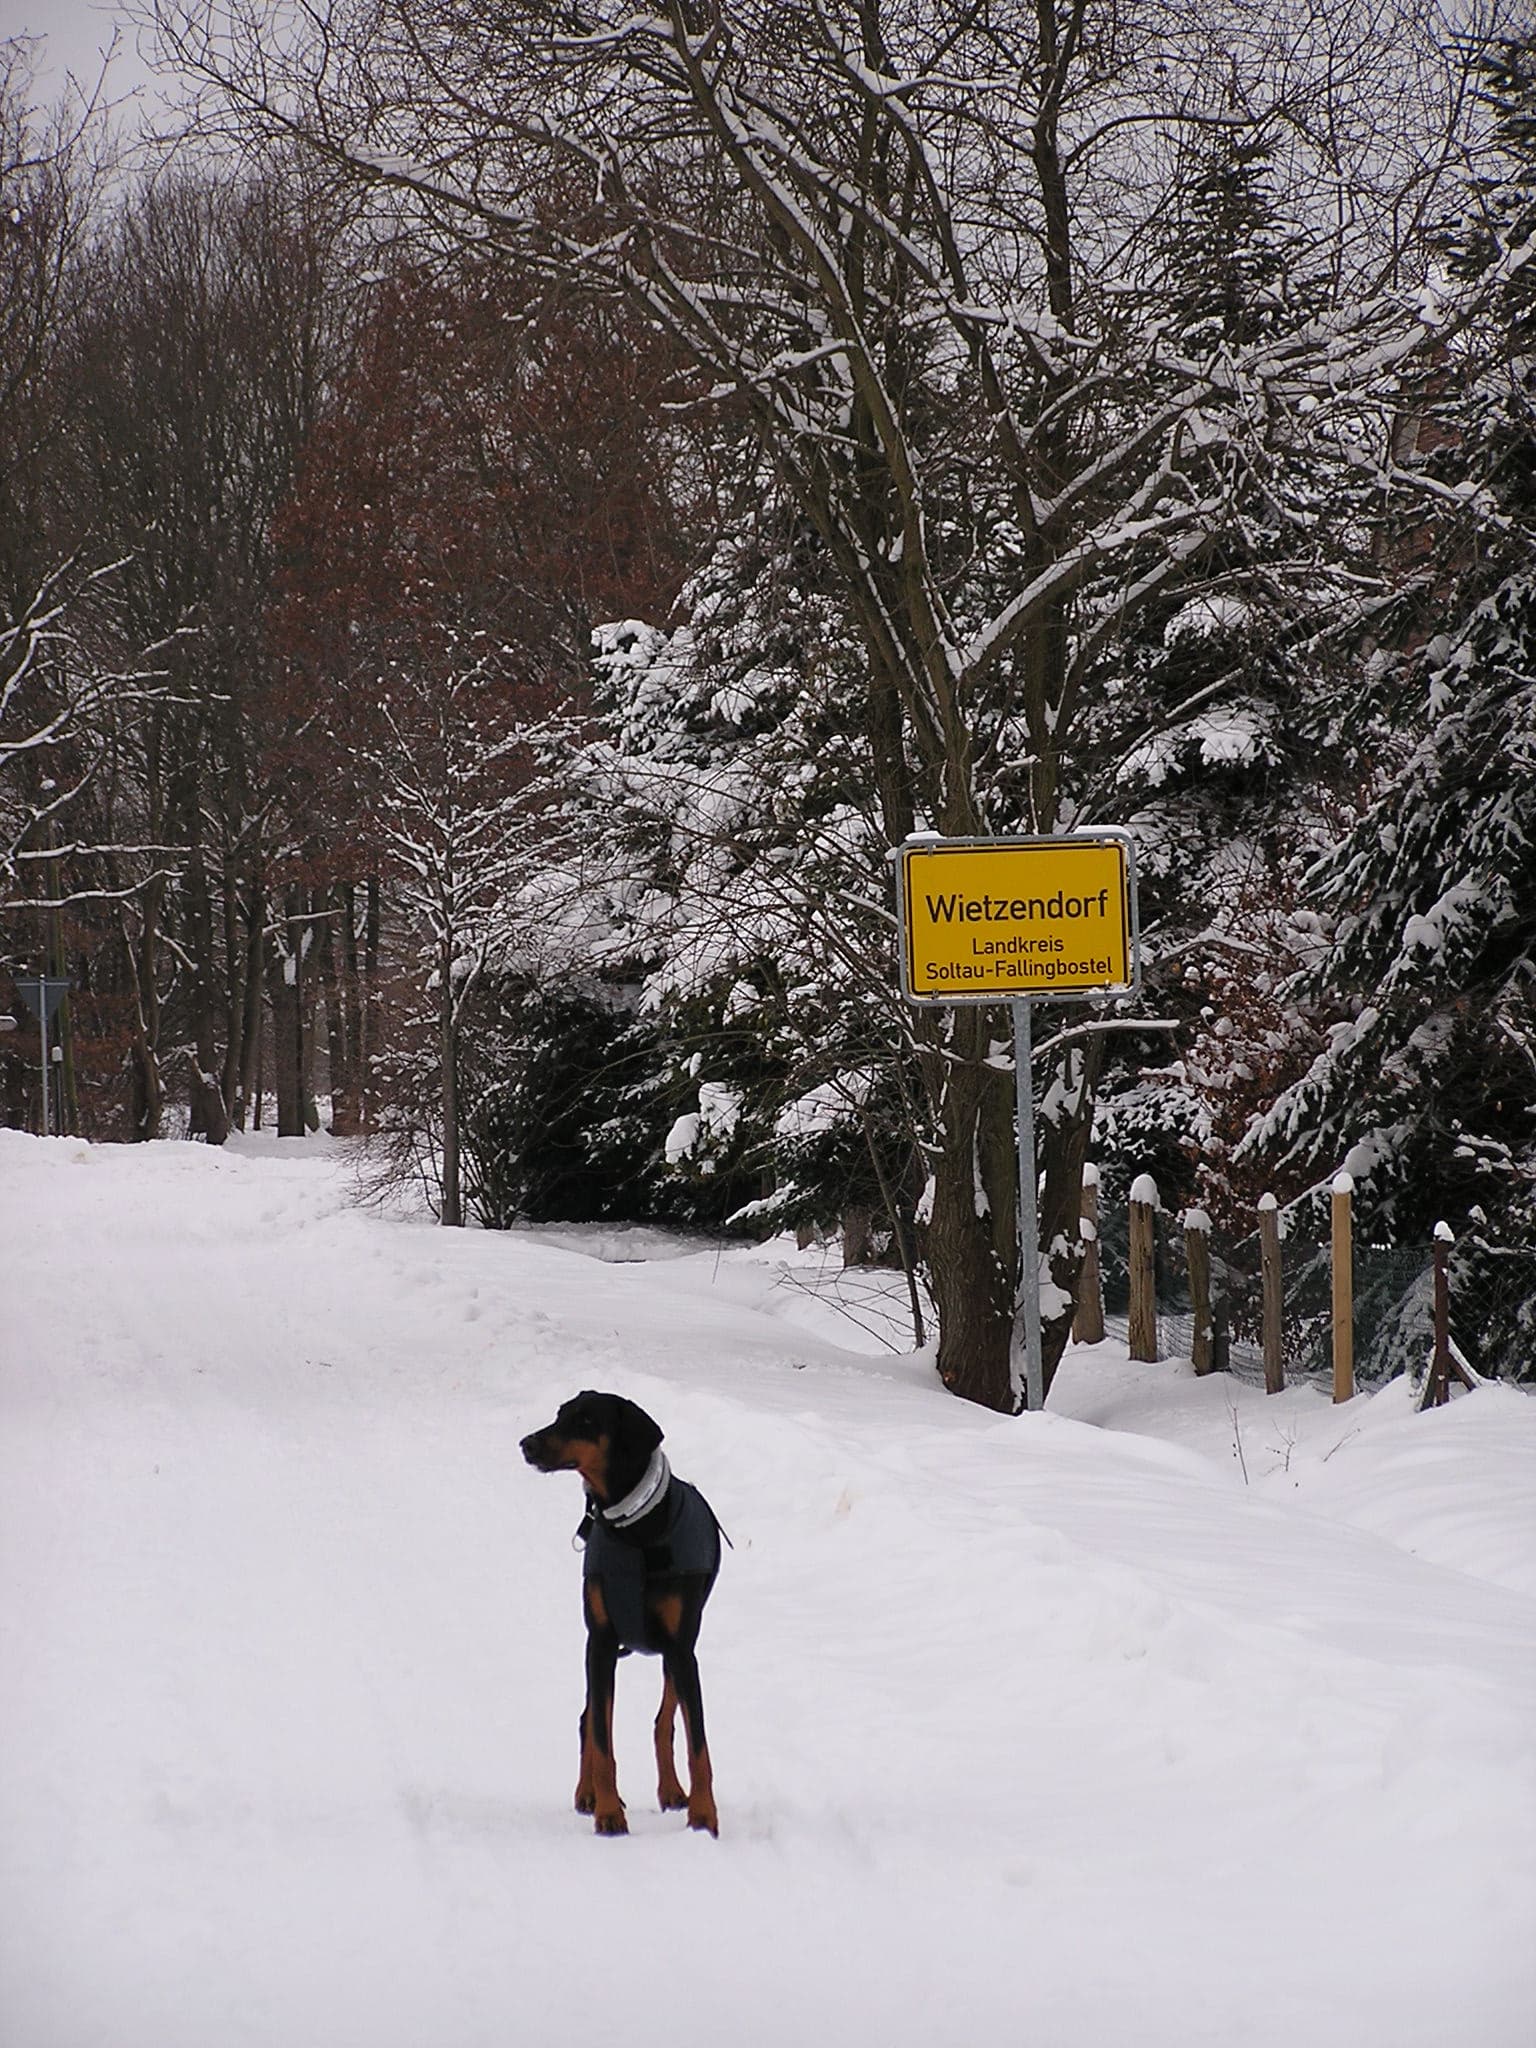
[1247,36,1536,1375]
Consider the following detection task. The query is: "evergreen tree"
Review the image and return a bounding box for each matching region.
[1072,130,1382,1228]
[553,512,928,1267]
[1248,35,1536,1376]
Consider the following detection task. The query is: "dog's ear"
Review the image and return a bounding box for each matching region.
[603,1398,663,1497]
[599,1396,662,1500]
[614,1398,664,1463]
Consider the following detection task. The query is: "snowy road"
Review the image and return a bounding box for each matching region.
[2,1131,1533,2047]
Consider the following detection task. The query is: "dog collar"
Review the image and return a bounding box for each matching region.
[601,1448,671,1528]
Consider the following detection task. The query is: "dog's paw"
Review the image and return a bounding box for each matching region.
[657,1784,688,1812]
[574,1787,596,1815]
[687,1802,719,1837]
[593,1805,629,1836]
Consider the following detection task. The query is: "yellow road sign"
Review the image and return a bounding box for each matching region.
[897,833,1137,1004]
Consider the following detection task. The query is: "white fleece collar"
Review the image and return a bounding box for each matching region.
[601,1448,671,1528]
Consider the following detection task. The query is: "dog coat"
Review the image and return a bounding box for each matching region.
[582,1474,722,1654]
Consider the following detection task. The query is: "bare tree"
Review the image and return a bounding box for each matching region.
[264,258,681,1200]
[56,159,356,1137]
[0,48,180,1133]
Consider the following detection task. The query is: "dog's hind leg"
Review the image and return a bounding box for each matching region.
[666,1640,716,1836]
[654,1675,687,1811]
[575,1707,595,1814]
[650,1589,718,1837]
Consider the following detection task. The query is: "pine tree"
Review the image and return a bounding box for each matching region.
[557,508,925,1260]
[1073,130,1381,1229]
[1248,35,1536,1375]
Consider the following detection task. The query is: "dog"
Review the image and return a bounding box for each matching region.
[520,1391,723,1837]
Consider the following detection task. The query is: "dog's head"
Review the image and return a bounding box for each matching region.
[520,1390,664,1503]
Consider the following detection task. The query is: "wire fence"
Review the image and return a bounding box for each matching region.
[1096,1202,1443,1390]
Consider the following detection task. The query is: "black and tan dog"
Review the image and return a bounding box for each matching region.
[520,1391,723,1837]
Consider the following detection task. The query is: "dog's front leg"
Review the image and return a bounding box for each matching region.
[582,1579,626,1835]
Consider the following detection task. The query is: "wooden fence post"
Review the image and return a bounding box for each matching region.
[1128,1174,1159,1362]
[1419,1222,1478,1409]
[1427,1220,1453,1408]
[1258,1192,1285,1395]
[1185,1208,1213,1375]
[1073,1164,1105,1345]
[1331,1172,1354,1404]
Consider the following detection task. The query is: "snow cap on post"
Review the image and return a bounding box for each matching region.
[1331,1171,1354,1197]
[1126,1174,1159,1360]
[1183,1207,1211,1233]
[1434,1220,1454,1244]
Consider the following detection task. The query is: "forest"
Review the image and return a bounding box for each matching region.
[2,1,1532,1405]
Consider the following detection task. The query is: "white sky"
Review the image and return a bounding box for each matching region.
[1,0,173,117]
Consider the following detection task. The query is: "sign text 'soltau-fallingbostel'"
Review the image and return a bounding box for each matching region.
[897,834,1138,1006]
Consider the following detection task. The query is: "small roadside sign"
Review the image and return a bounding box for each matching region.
[896,833,1138,1005]
[892,829,1139,1413]
[13,975,72,1138]
[15,975,72,1025]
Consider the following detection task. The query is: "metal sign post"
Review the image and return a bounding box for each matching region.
[14,976,71,1138]
[1012,995,1043,1413]
[895,832,1139,1411]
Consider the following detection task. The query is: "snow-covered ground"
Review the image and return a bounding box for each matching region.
[2,1130,1533,2048]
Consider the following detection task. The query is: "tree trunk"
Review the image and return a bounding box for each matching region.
[860,1110,927,1349]
[1073,1166,1105,1345]
[1260,1196,1285,1395]
[121,882,165,1142]
[44,822,79,1138]
[316,888,363,1136]
[438,932,463,1226]
[841,1205,874,1267]
[923,1005,1020,1412]
[220,848,247,1123]
[232,880,265,1130]
[265,886,306,1138]
[301,891,322,1133]
[1187,1213,1214,1375]
[184,847,231,1145]
[361,877,381,1135]
[327,881,365,1136]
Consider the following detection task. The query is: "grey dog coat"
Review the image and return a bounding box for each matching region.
[582,1477,722,1654]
